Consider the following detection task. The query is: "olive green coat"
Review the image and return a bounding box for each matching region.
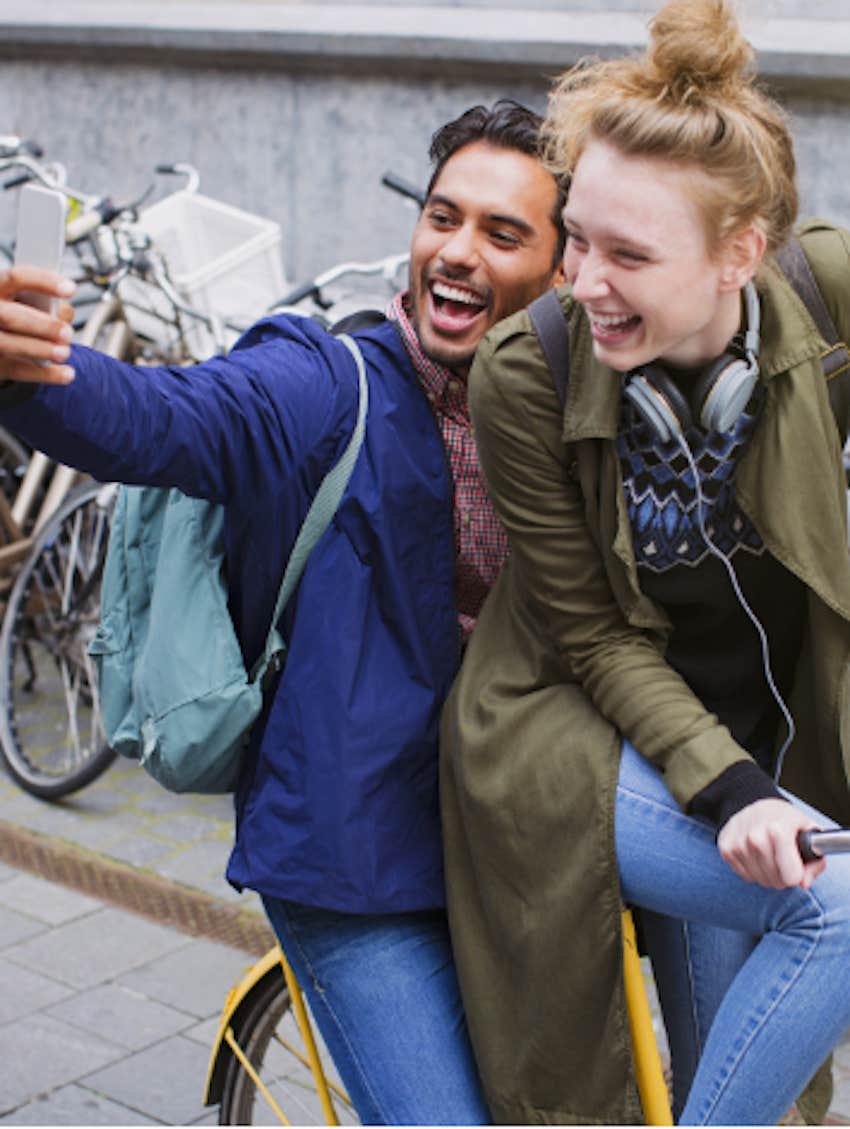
[440,222,850,1124]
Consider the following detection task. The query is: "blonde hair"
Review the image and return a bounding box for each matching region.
[543,0,798,255]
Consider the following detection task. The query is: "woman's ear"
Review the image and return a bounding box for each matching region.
[719,223,767,292]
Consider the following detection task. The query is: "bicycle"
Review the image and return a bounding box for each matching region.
[0,143,261,799]
[203,906,669,1126]
[207,827,850,1126]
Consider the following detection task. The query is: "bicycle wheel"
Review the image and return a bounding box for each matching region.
[218,967,358,1126]
[0,480,117,799]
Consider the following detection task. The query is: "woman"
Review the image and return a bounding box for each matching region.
[440,1,850,1124]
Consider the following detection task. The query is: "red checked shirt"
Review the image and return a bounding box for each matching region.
[388,293,509,641]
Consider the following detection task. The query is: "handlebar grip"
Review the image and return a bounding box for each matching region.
[797,827,850,861]
[3,173,34,191]
[797,830,820,862]
[381,172,426,207]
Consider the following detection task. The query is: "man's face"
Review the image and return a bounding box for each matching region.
[408,140,563,374]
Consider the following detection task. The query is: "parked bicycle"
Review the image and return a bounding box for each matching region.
[0,142,261,799]
[268,173,421,325]
[0,151,424,803]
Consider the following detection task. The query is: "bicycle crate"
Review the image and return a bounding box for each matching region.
[123,190,287,357]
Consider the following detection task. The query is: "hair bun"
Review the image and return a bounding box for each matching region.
[648,0,754,99]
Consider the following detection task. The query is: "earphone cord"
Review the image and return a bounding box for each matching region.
[676,434,795,782]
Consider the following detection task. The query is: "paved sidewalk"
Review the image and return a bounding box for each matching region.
[0,757,248,908]
[0,758,269,1125]
[0,864,251,1125]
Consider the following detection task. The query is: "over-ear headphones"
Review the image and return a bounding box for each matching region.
[623,281,761,442]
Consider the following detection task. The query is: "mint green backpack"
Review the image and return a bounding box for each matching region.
[89,333,368,793]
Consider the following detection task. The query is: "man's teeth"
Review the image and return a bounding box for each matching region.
[432,282,484,307]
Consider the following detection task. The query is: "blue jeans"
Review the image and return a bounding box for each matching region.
[261,896,490,1126]
[617,739,850,1125]
[641,909,755,1119]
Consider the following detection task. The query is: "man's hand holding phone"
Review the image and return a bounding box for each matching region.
[0,184,76,385]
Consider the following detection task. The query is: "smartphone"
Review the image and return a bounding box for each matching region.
[14,183,67,314]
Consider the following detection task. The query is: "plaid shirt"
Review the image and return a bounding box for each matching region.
[388,293,509,640]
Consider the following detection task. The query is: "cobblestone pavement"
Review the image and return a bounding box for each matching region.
[0,757,269,1125]
[1,754,850,1124]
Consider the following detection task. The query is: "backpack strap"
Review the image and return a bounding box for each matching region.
[527,288,571,409]
[774,236,850,436]
[251,332,369,684]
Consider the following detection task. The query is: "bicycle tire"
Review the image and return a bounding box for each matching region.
[218,968,358,1126]
[0,480,117,799]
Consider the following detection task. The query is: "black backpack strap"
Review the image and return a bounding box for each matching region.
[527,289,571,410]
[329,309,387,336]
[774,237,850,438]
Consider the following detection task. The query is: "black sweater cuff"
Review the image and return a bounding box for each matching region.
[688,760,786,829]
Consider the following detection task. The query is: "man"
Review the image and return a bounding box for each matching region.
[0,100,565,1124]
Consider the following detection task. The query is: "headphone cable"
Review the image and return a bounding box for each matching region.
[676,433,795,782]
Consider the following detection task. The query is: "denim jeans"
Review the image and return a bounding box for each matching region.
[641,909,756,1118]
[261,895,490,1126]
[617,739,850,1125]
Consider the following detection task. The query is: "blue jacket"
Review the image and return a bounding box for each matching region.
[0,315,459,911]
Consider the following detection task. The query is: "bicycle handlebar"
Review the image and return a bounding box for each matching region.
[0,153,100,216]
[797,828,850,861]
[0,136,43,160]
[1,153,199,246]
[154,163,200,195]
[272,252,409,311]
[380,171,426,208]
[66,199,127,244]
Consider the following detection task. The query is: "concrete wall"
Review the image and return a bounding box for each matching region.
[1,3,849,293]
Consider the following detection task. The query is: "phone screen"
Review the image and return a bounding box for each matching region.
[14,184,67,315]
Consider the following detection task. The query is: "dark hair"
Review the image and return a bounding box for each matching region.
[427,100,567,264]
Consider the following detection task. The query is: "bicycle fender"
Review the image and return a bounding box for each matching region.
[204,946,285,1106]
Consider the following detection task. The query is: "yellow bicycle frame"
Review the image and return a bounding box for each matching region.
[205,946,345,1126]
[622,908,673,1125]
[206,911,672,1126]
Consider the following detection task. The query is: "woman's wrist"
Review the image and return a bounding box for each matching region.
[688,759,786,829]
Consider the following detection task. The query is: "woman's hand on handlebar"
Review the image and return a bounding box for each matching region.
[0,266,76,384]
[718,798,826,890]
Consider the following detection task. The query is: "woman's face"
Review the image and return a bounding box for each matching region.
[562,139,743,373]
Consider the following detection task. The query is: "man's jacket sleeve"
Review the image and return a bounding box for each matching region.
[0,316,361,509]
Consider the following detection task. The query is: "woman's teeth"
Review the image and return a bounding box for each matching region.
[592,313,637,330]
